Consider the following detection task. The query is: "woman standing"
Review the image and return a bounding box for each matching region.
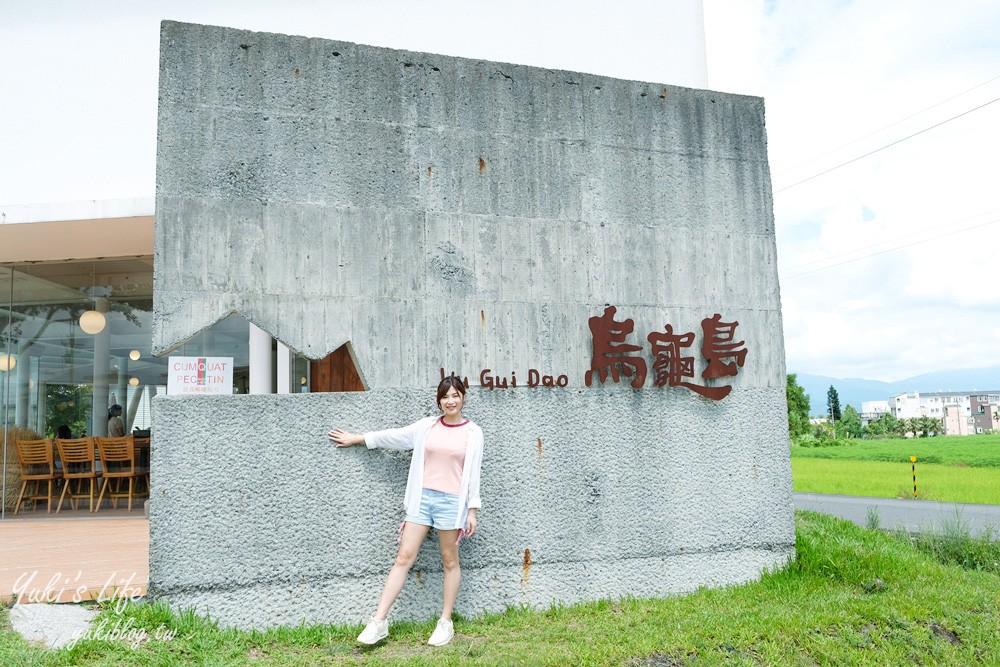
[328,375,483,647]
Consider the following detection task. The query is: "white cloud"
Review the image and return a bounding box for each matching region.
[708,0,1000,380]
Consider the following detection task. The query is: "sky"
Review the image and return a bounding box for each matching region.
[705,0,1000,382]
[2,0,999,383]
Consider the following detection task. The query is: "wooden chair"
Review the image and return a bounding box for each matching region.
[13,439,64,514]
[96,436,145,512]
[133,436,151,494]
[55,437,100,513]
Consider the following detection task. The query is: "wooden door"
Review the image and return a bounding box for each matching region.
[309,343,364,392]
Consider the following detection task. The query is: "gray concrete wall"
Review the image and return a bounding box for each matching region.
[150,388,792,629]
[151,20,794,629]
[154,21,779,391]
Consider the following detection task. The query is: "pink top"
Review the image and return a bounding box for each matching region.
[422,418,469,495]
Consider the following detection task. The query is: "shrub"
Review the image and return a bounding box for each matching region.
[794,434,851,448]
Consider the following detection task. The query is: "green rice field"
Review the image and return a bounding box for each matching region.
[791,433,1000,467]
[791,458,1000,504]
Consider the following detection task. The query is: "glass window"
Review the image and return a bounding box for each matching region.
[2,258,318,518]
[2,259,160,439]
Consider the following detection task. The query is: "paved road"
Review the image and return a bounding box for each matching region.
[793,492,1000,539]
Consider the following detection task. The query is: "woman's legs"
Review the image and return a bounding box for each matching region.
[374,522,431,619]
[437,529,461,619]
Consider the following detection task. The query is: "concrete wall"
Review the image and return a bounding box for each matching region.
[150,388,792,629]
[154,21,778,390]
[151,21,794,629]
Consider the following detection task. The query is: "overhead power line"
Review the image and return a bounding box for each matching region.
[773,95,1000,194]
[783,208,1000,272]
[781,216,1000,279]
[776,73,1000,175]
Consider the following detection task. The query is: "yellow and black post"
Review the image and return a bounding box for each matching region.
[910,455,917,498]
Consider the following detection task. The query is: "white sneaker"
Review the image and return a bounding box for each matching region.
[427,617,454,646]
[357,616,389,644]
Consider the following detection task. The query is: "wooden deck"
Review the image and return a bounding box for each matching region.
[0,507,149,603]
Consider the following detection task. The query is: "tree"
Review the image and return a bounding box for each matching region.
[917,416,941,437]
[826,385,842,422]
[45,384,92,437]
[865,412,900,439]
[864,414,886,439]
[786,374,811,439]
[813,420,835,441]
[883,413,902,438]
[839,404,863,439]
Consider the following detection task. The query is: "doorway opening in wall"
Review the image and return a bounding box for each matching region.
[309,342,365,392]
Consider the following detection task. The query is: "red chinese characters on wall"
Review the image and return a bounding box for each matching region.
[585,306,747,400]
[584,306,647,389]
[700,313,748,381]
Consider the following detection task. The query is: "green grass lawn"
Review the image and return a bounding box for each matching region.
[3,512,999,666]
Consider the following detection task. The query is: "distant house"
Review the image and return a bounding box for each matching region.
[860,400,890,425]
[889,391,1000,435]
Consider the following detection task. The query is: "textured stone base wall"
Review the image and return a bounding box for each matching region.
[149,389,794,629]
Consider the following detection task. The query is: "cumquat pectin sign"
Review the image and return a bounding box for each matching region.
[167,356,234,395]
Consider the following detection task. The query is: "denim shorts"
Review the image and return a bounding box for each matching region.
[405,488,460,530]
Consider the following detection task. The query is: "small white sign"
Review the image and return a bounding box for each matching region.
[167,356,234,395]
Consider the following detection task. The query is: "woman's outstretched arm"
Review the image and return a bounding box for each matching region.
[329,419,425,450]
[328,428,365,447]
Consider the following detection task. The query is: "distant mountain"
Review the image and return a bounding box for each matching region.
[794,366,1000,416]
